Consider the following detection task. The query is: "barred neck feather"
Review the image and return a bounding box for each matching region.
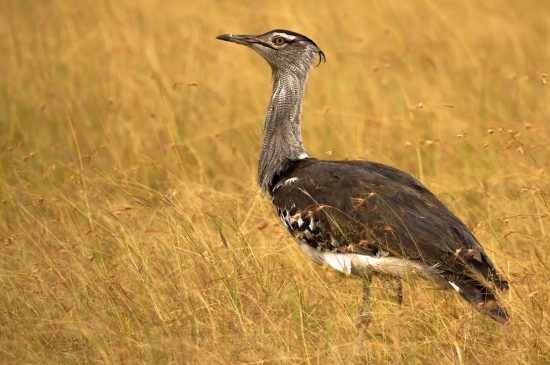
[258,68,311,192]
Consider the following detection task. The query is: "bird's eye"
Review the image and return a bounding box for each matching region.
[273,36,286,46]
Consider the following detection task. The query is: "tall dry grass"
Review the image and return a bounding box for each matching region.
[1,0,549,363]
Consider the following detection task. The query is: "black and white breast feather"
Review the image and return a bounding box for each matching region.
[270,158,509,322]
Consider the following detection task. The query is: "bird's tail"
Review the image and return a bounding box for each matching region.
[449,275,509,323]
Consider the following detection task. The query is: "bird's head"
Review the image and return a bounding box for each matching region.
[216,29,325,73]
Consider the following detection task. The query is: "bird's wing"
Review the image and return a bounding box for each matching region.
[271,158,508,291]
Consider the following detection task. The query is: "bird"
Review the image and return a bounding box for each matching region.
[216,29,509,326]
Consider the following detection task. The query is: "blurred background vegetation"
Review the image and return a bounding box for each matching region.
[0,0,549,363]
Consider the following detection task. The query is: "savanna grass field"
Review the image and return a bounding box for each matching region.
[1,1,549,363]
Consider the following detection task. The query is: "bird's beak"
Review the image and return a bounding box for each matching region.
[216,33,258,46]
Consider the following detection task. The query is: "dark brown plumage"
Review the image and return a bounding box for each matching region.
[271,158,509,322]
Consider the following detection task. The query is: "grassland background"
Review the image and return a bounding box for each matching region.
[1,0,549,363]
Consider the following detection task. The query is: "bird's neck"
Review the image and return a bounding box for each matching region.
[259,69,309,192]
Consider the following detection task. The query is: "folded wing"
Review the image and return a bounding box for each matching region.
[272,158,509,322]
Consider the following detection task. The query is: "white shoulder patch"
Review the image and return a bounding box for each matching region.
[273,177,299,192]
[284,177,298,185]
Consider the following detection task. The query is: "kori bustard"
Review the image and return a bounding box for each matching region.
[217,29,509,326]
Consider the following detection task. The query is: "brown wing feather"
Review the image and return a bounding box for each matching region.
[271,158,508,291]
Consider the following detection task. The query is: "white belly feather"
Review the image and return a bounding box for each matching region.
[298,242,445,284]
